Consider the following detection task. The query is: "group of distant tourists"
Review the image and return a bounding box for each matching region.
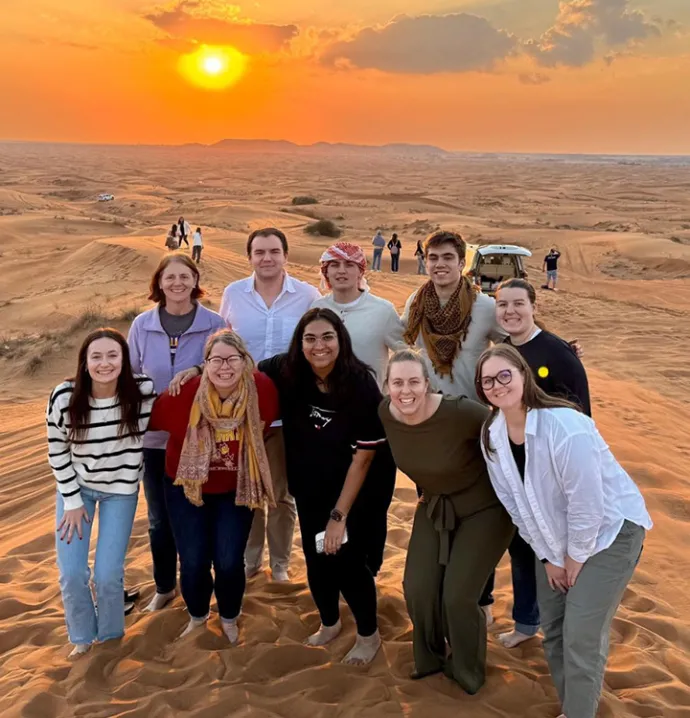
[47,227,652,718]
[165,217,203,263]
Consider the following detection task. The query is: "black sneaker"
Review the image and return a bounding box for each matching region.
[124,588,140,603]
[124,600,135,616]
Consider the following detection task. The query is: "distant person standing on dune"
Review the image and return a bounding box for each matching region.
[388,233,402,273]
[165,224,178,250]
[414,239,426,275]
[178,217,191,248]
[192,227,203,264]
[47,329,155,658]
[542,247,561,290]
[127,255,226,612]
[371,230,386,272]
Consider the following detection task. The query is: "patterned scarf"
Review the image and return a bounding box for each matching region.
[174,369,275,509]
[403,276,478,379]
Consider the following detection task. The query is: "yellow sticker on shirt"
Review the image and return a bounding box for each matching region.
[538,366,549,378]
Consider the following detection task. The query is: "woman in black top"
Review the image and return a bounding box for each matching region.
[258,307,387,666]
[482,277,592,649]
[388,233,402,273]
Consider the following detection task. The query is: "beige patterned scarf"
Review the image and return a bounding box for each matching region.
[174,370,275,509]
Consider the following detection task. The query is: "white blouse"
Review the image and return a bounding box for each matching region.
[481,407,652,567]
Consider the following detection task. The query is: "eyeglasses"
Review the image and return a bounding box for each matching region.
[207,355,244,368]
[302,332,338,346]
[479,369,513,391]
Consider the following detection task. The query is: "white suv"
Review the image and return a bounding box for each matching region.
[466,244,531,296]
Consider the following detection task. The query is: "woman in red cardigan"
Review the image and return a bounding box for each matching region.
[149,329,278,643]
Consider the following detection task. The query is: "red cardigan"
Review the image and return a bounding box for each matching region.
[149,372,279,493]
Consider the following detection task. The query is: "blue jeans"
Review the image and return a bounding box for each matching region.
[56,488,138,645]
[164,482,254,620]
[372,248,383,271]
[143,448,178,593]
[481,532,540,634]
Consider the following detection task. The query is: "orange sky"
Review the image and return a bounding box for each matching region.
[0,0,689,154]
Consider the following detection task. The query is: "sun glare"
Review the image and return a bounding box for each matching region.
[178,45,247,90]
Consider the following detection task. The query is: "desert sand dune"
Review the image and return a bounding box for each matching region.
[1,142,689,717]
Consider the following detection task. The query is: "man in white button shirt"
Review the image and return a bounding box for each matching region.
[219,227,321,582]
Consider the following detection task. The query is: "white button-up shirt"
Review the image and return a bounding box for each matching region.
[482,407,652,567]
[219,272,321,362]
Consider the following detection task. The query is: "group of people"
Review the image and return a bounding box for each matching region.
[165,216,204,263]
[371,230,404,273]
[48,228,652,718]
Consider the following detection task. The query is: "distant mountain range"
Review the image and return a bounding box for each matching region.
[181,139,452,156]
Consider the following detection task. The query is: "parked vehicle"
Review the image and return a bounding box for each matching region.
[466,244,531,296]
[98,193,115,202]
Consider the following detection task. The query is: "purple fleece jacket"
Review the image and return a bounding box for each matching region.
[128,303,226,449]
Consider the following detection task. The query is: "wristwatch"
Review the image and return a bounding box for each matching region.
[330,509,346,523]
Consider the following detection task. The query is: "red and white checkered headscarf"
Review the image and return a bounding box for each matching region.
[319,242,368,290]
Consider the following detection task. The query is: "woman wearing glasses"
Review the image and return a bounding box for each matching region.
[258,308,387,667]
[378,348,513,694]
[482,277,591,649]
[147,330,278,643]
[476,344,651,718]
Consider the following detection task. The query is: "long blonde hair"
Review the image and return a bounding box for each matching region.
[475,344,580,458]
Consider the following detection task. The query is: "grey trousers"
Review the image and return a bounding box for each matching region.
[536,520,645,718]
[244,427,297,573]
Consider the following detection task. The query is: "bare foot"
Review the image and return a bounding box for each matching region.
[498,630,536,648]
[221,617,239,645]
[68,644,91,658]
[481,605,495,627]
[179,613,209,639]
[306,619,342,646]
[342,630,381,666]
[145,589,176,612]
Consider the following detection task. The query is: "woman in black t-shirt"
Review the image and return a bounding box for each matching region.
[259,307,386,666]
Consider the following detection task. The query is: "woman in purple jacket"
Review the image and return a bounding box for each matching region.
[128,253,226,611]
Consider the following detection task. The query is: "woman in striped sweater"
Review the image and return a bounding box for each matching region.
[47,328,156,657]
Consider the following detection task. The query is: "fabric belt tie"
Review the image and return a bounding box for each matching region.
[426,494,456,566]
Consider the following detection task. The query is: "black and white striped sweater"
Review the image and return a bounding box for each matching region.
[46,376,156,510]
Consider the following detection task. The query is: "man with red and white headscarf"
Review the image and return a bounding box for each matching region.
[314,241,404,386]
[313,241,401,578]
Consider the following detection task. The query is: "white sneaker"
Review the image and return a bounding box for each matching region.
[271,566,290,582]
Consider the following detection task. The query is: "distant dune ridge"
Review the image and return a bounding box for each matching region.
[0,141,689,718]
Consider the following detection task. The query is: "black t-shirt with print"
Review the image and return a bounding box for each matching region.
[258,354,387,503]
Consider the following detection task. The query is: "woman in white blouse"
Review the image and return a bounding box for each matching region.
[475,344,652,718]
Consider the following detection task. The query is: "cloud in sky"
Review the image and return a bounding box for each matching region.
[321,13,517,73]
[527,0,661,67]
[519,72,551,85]
[144,0,298,54]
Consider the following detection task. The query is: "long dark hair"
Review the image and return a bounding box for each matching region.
[284,307,373,404]
[475,344,580,458]
[496,278,547,331]
[68,329,145,441]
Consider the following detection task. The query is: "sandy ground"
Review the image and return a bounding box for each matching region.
[1,142,690,717]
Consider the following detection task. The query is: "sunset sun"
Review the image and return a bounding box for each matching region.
[178,45,247,90]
